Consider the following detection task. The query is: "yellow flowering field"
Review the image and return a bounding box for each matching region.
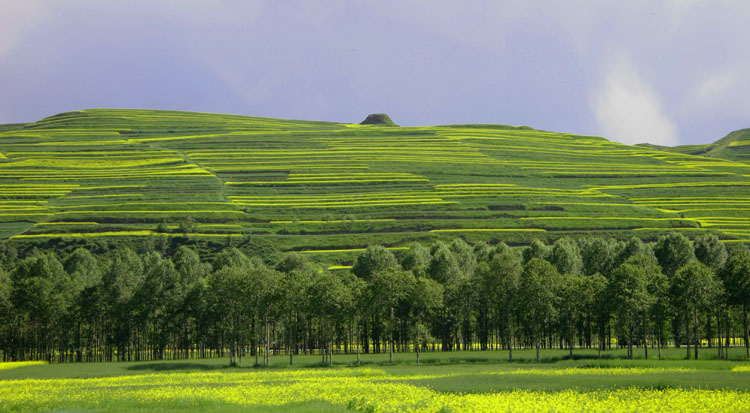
[1,367,749,412]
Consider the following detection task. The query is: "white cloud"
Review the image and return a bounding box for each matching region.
[591,58,678,146]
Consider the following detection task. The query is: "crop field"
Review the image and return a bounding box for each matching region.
[2,350,750,412]
[1,109,749,263]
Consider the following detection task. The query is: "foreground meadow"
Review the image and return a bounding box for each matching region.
[2,349,749,412]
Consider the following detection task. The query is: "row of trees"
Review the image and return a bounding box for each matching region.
[1,233,749,365]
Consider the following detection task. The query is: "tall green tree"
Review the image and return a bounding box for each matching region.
[719,247,750,358]
[352,245,398,281]
[671,261,721,359]
[10,252,71,361]
[653,232,695,277]
[481,249,522,360]
[580,237,616,277]
[409,276,443,364]
[519,258,559,362]
[610,254,658,359]
[309,271,351,365]
[64,248,102,362]
[551,237,583,276]
[400,242,431,277]
[370,267,416,364]
[694,234,728,271]
[522,239,550,264]
[207,265,251,366]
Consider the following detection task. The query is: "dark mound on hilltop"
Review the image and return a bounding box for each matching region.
[360,113,398,126]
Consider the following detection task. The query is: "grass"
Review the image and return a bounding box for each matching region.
[2,349,749,412]
[2,108,750,263]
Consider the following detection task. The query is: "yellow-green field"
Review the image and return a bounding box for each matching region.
[1,109,750,263]
[2,350,750,412]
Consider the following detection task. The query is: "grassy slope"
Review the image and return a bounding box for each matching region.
[2,109,750,265]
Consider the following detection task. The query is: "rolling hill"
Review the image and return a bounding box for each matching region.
[1,109,749,265]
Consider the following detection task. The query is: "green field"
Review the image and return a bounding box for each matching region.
[1,109,749,265]
[2,349,750,412]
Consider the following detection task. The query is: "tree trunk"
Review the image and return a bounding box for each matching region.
[569,317,574,359]
[628,328,633,360]
[265,312,271,366]
[508,316,513,362]
[389,306,394,364]
[657,324,662,360]
[356,318,361,366]
[744,307,749,358]
[686,319,691,360]
[289,312,294,365]
[694,310,699,361]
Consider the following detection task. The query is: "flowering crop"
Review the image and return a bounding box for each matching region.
[1,367,748,412]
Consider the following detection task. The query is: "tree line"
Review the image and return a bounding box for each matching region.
[1,233,749,365]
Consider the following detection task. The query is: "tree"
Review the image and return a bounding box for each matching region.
[309,271,351,365]
[409,276,442,364]
[692,234,727,355]
[558,273,587,358]
[369,267,416,364]
[653,232,695,277]
[551,237,583,276]
[580,237,616,277]
[352,245,398,281]
[671,261,721,359]
[212,247,252,272]
[719,247,750,358]
[0,268,12,361]
[519,258,559,362]
[428,242,462,350]
[482,249,522,360]
[613,237,648,269]
[522,239,550,264]
[10,252,71,361]
[207,265,251,366]
[610,253,658,359]
[279,255,313,365]
[275,252,308,274]
[400,243,431,277]
[694,234,728,271]
[64,248,102,362]
[586,273,610,358]
[245,263,281,366]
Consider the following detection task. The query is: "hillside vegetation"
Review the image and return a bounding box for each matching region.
[1,109,750,264]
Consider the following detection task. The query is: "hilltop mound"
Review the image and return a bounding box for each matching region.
[360,113,397,126]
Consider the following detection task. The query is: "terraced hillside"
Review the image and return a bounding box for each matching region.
[1,109,749,264]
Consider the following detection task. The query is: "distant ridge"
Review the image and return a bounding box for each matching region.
[637,128,750,163]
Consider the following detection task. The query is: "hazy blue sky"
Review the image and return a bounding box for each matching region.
[1,1,748,145]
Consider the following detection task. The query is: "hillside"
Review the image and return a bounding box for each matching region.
[1,109,750,264]
[637,128,750,162]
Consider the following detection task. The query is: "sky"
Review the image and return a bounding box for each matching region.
[1,1,748,146]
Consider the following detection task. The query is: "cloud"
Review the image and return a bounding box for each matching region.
[591,58,678,146]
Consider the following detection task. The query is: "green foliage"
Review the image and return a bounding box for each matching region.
[352,245,397,280]
[654,233,696,277]
[694,234,728,271]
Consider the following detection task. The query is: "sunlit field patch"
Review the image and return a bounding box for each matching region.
[0,361,46,370]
